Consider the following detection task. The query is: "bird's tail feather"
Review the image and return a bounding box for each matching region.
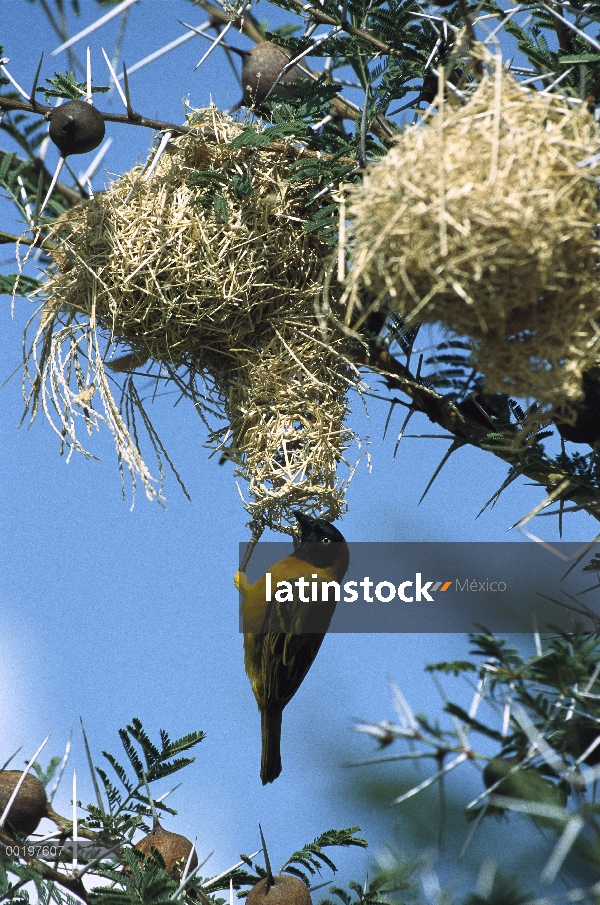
[261,711,283,784]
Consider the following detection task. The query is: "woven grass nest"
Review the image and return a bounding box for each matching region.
[27,107,361,526]
[344,50,600,412]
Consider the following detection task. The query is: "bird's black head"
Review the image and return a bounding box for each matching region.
[294,511,345,544]
[292,510,348,572]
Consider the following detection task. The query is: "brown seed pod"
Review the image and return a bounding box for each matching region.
[49,101,106,156]
[241,42,306,107]
[135,823,198,875]
[0,771,48,835]
[246,875,312,905]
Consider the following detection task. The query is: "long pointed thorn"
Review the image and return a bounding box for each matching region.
[72,839,123,881]
[119,31,197,79]
[155,782,181,803]
[476,468,523,519]
[458,801,487,861]
[415,352,424,381]
[49,729,72,805]
[170,852,214,901]
[391,753,468,805]
[469,676,486,722]
[510,478,572,532]
[142,132,172,183]
[141,770,160,827]
[560,532,600,580]
[540,816,585,885]
[37,157,65,220]
[259,824,274,891]
[194,23,232,71]
[80,718,105,817]
[383,399,397,441]
[1,747,22,772]
[79,136,113,185]
[30,53,44,109]
[388,677,418,731]
[122,62,134,117]
[17,175,34,226]
[72,770,79,874]
[181,837,197,884]
[357,72,370,168]
[51,0,139,57]
[32,168,45,224]
[199,852,260,891]
[419,439,464,504]
[101,46,128,110]
[393,407,415,459]
[180,20,237,50]
[86,45,92,105]
[0,63,30,101]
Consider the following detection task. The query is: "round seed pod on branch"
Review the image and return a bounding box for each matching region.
[0,771,48,835]
[48,101,105,156]
[135,822,198,875]
[241,41,308,107]
[246,875,312,905]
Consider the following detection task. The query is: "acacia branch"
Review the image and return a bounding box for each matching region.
[285,0,420,59]
[356,343,600,521]
[0,148,85,206]
[0,92,367,170]
[187,0,399,140]
[0,100,358,214]
[0,229,55,249]
[1,1,401,149]
[0,826,89,903]
[0,95,200,136]
[34,861,89,903]
[551,2,574,53]
[190,0,267,44]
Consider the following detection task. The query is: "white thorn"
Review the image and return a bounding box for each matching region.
[101,47,128,110]
[86,45,92,104]
[51,0,139,56]
[38,157,65,219]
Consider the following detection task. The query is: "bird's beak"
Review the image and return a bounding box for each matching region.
[293,510,316,531]
[293,510,322,543]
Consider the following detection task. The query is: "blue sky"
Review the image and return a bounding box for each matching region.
[0,0,596,897]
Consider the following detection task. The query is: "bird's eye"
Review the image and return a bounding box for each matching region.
[321,537,331,544]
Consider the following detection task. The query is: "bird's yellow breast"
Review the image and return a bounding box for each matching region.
[235,548,348,708]
[236,548,348,630]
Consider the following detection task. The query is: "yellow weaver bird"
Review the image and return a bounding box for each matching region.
[235,511,349,784]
